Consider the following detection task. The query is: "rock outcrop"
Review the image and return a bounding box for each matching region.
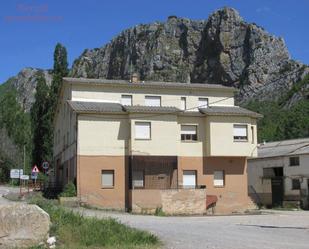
[0,203,50,248]
[2,68,52,112]
[71,7,309,104]
[1,7,308,109]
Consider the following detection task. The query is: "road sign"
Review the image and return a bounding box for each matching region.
[31,172,38,180]
[32,165,40,173]
[20,175,29,180]
[10,169,23,179]
[42,161,49,170]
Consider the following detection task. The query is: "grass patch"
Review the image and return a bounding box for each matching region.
[28,195,160,249]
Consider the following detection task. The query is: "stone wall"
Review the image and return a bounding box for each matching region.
[129,189,206,215]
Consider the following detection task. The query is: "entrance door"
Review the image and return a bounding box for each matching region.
[271,177,284,207]
[183,170,196,188]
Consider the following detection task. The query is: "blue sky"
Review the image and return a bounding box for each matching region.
[1,0,309,83]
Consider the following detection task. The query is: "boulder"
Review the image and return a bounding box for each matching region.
[0,203,50,248]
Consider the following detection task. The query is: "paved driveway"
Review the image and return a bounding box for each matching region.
[73,208,309,249]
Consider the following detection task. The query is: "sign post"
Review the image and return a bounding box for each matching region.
[32,165,40,187]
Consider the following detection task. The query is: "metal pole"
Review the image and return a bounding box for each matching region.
[23,144,26,173]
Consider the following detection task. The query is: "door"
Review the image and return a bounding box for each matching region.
[183,170,196,188]
[271,177,284,207]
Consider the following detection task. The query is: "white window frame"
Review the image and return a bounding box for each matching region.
[233,124,248,141]
[181,125,197,141]
[121,95,132,106]
[198,97,209,108]
[145,96,161,107]
[180,97,186,111]
[182,170,197,189]
[214,170,224,187]
[135,122,151,140]
[101,170,114,188]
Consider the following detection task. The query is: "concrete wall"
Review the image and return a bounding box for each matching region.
[207,116,257,157]
[77,155,128,210]
[129,189,207,215]
[78,114,129,156]
[178,156,256,214]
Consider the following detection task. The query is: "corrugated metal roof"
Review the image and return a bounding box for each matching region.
[67,101,124,113]
[257,137,309,158]
[123,105,180,113]
[199,106,263,118]
[63,77,235,91]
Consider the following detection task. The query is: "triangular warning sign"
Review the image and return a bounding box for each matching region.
[32,165,40,173]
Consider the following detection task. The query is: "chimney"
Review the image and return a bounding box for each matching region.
[130,73,139,83]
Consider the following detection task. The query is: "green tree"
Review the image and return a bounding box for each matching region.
[50,43,69,110]
[31,74,52,166]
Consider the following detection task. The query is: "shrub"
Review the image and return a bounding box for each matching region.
[59,182,76,197]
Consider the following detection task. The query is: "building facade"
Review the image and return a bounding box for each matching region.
[248,138,309,209]
[53,76,261,214]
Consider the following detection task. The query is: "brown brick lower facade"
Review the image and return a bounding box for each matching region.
[76,155,255,214]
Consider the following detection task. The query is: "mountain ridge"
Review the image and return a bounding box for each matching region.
[1,7,309,110]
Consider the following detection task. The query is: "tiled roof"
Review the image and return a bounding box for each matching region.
[123,105,180,113]
[199,106,263,118]
[67,101,124,113]
[63,77,235,91]
[256,137,309,158]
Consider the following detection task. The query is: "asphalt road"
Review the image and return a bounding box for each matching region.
[73,207,309,249]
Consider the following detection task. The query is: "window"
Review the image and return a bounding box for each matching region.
[181,125,197,141]
[251,126,254,144]
[145,96,161,106]
[183,170,196,188]
[233,124,248,141]
[289,157,299,166]
[292,179,300,190]
[135,122,151,139]
[101,170,114,188]
[180,97,186,110]
[214,170,224,187]
[198,97,208,108]
[121,95,132,106]
[132,170,144,188]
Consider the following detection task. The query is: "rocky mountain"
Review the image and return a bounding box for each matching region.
[1,7,308,110]
[71,7,309,105]
[0,68,52,112]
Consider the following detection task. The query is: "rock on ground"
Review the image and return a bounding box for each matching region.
[0,203,50,249]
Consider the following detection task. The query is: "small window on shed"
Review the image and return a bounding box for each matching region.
[289,157,299,166]
[292,179,300,190]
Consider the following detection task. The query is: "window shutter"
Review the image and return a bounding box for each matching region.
[214,171,224,186]
[121,95,132,106]
[133,171,144,187]
[233,125,247,137]
[145,96,161,106]
[198,98,208,108]
[135,122,150,139]
[181,125,197,135]
[102,170,114,187]
[180,97,186,110]
[183,170,196,188]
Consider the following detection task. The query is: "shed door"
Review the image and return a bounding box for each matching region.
[183,170,196,188]
[271,177,284,207]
